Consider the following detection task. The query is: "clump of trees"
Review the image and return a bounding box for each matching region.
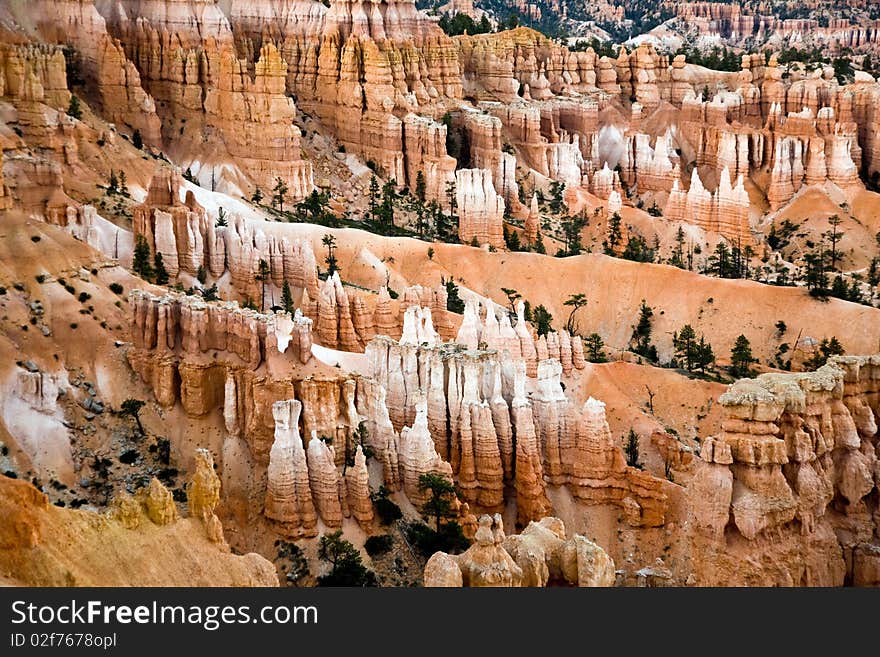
[672,324,715,374]
[317,530,377,587]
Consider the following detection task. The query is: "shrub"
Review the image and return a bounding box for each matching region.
[364,534,394,557]
[371,486,403,525]
[404,520,470,558]
[118,449,138,465]
[109,282,123,295]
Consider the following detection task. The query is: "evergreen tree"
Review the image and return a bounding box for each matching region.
[272,177,289,212]
[584,333,606,362]
[255,259,271,310]
[824,215,844,271]
[132,129,143,150]
[805,336,845,369]
[119,399,146,435]
[730,334,755,377]
[418,473,456,532]
[132,235,154,280]
[216,207,228,227]
[118,170,129,197]
[107,170,119,195]
[624,429,641,469]
[695,335,715,373]
[153,252,169,285]
[67,95,82,119]
[559,211,587,256]
[673,324,698,371]
[322,234,339,276]
[831,274,849,300]
[631,300,658,361]
[532,304,553,336]
[548,181,566,214]
[317,531,377,587]
[803,250,830,297]
[203,284,219,301]
[368,176,380,220]
[251,187,264,204]
[563,293,588,333]
[604,212,622,255]
[281,280,294,314]
[445,278,465,314]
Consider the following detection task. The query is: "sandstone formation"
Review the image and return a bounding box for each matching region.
[456,168,505,249]
[0,474,277,586]
[425,514,615,587]
[690,355,880,586]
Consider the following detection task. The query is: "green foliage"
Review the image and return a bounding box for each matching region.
[216,207,228,228]
[154,252,169,286]
[445,279,465,314]
[804,337,845,370]
[621,235,656,263]
[109,282,124,295]
[438,12,493,36]
[558,211,587,257]
[503,225,523,251]
[251,187,264,204]
[418,473,456,532]
[281,280,294,314]
[317,530,377,587]
[271,177,289,212]
[132,129,143,150]
[603,212,623,255]
[196,265,207,285]
[364,534,394,557]
[275,540,310,586]
[404,520,470,558]
[119,398,146,435]
[563,293,587,333]
[730,334,756,378]
[370,485,403,525]
[631,299,658,361]
[67,95,82,120]
[584,333,606,363]
[321,234,339,276]
[132,235,154,281]
[531,304,553,337]
[624,429,641,469]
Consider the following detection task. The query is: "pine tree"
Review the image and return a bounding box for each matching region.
[153,252,169,285]
[673,324,698,371]
[730,334,755,377]
[281,280,294,314]
[824,215,844,271]
[624,429,641,469]
[132,235,154,281]
[255,259,271,310]
[272,177,288,213]
[216,207,228,227]
[584,333,606,362]
[532,305,553,336]
[631,300,658,361]
[368,176,380,220]
[132,129,143,150]
[107,170,119,195]
[563,293,588,333]
[322,234,339,276]
[251,187,264,204]
[67,95,82,119]
[695,335,715,373]
[118,170,129,197]
[604,212,622,255]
